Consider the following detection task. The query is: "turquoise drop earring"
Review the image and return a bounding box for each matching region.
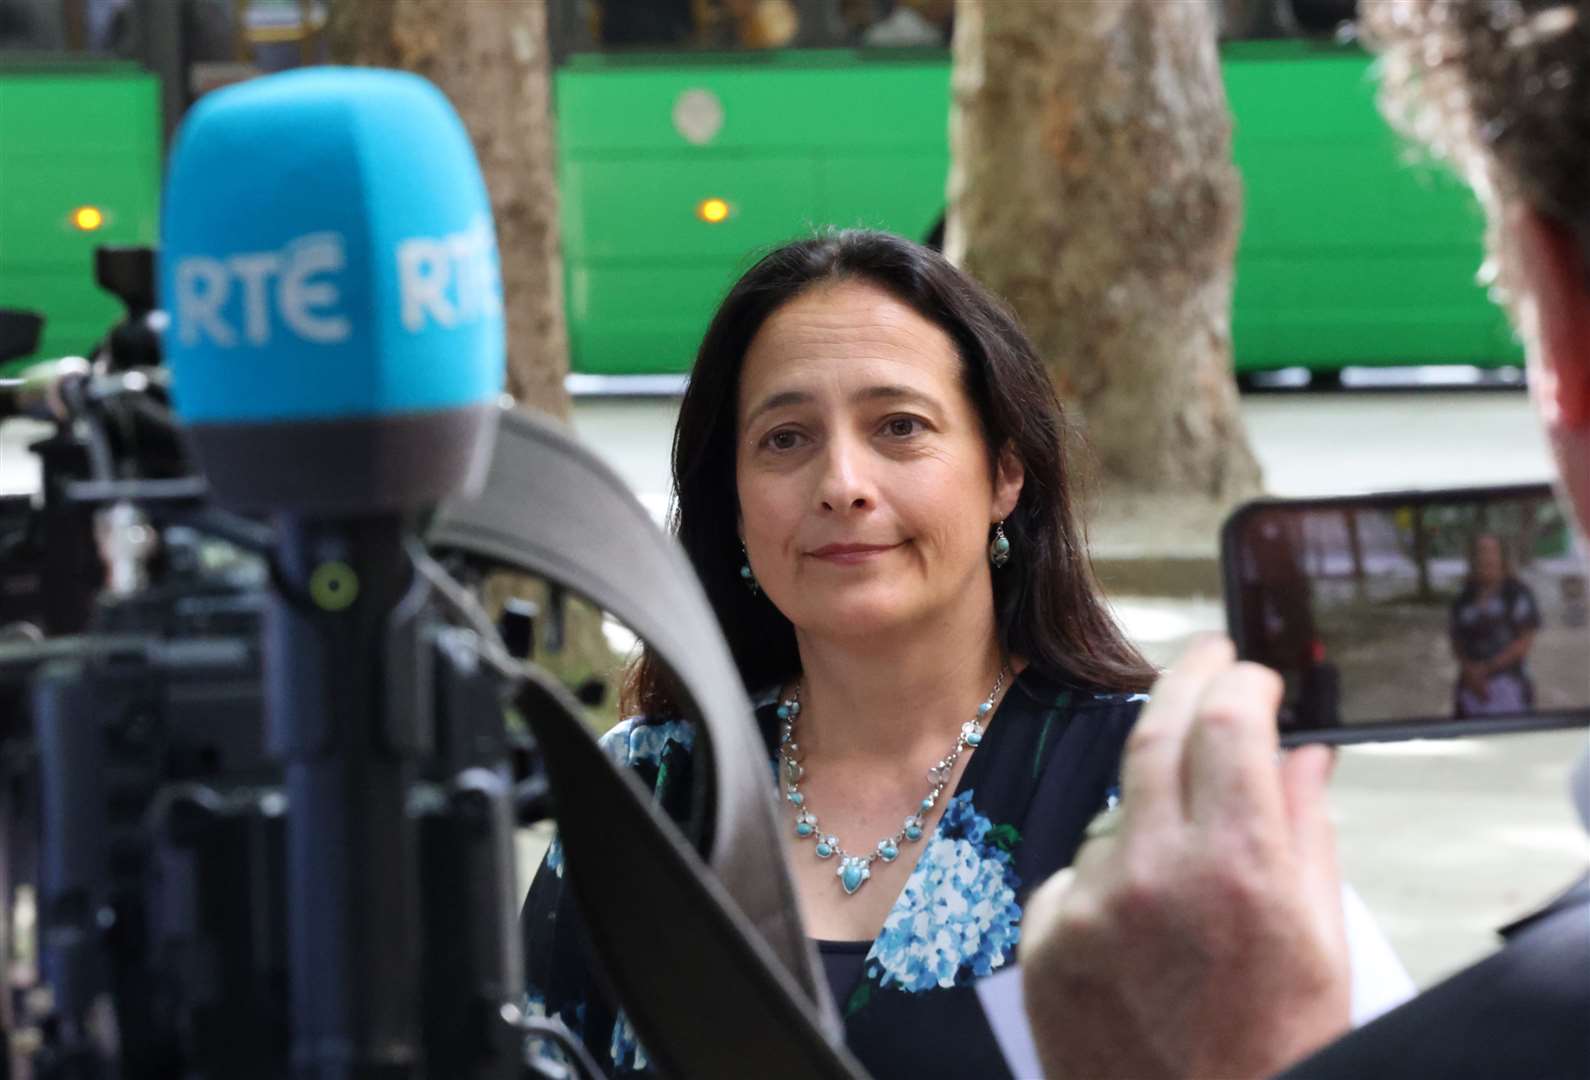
[989,520,1011,568]
[740,542,759,593]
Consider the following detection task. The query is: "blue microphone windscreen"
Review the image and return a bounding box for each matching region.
[160,68,505,427]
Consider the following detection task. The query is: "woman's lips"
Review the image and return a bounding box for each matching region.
[809,543,898,565]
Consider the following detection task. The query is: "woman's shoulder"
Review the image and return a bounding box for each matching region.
[1000,664,1148,778]
[1012,663,1151,719]
[597,715,702,816]
[600,687,784,775]
[598,714,698,770]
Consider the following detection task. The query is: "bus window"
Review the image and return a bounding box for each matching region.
[558,0,850,53]
[594,0,695,47]
[186,1,328,96]
[0,0,284,65]
[1284,0,1357,37]
[0,0,61,50]
[851,0,952,48]
[239,1,330,74]
[1,0,118,53]
[719,0,801,49]
[1220,0,1358,41]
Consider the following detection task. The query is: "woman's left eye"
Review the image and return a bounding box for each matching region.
[881,416,924,439]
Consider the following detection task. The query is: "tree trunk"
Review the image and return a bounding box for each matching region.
[329,2,623,718]
[328,0,571,419]
[1412,506,1433,601]
[1345,508,1367,599]
[947,0,1261,510]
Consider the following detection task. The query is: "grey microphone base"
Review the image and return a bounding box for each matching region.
[186,403,500,514]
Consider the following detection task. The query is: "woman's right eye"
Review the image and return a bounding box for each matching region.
[763,428,806,452]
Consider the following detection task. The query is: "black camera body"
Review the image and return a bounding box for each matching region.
[0,250,543,1079]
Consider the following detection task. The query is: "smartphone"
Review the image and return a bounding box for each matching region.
[1221,483,1590,746]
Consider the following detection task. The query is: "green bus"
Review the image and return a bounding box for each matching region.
[0,57,160,367]
[551,0,1521,380]
[0,0,320,373]
[2,0,1521,382]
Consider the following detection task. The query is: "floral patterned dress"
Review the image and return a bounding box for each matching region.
[519,665,1144,1078]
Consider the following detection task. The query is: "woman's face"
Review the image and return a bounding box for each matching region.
[734,280,1024,645]
[1473,534,1506,586]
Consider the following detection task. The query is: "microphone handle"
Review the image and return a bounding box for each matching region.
[266,515,426,1080]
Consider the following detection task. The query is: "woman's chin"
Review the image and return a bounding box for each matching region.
[782,591,924,643]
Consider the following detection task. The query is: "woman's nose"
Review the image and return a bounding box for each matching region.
[816,437,873,513]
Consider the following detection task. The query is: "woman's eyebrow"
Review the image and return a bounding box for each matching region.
[743,389,813,430]
[743,384,942,430]
[852,384,939,411]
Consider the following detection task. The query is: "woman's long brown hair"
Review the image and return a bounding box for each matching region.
[623,229,1156,719]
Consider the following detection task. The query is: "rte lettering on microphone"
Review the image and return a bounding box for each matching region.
[159,67,506,514]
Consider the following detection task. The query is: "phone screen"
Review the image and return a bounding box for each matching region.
[1221,484,1590,744]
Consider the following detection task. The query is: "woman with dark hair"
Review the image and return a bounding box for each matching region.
[1450,532,1541,717]
[520,229,1157,1077]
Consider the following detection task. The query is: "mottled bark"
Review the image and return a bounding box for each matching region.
[947,0,1261,504]
[329,0,571,419]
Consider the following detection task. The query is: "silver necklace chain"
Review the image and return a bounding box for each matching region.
[777,665,1010,896]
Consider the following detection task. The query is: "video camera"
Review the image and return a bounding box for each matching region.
[0,67,857,1080]
[0,243,558,1077]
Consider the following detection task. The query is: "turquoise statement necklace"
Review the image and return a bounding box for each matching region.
[777,665,1010,896]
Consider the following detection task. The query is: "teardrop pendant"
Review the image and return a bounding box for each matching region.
[838,857,870,895]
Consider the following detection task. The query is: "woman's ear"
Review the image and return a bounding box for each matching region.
[992,441,1025,520]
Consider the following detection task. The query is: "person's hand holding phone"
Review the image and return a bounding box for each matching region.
[1020,636,1352,1079]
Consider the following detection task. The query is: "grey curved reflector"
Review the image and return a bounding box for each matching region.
[428,404,860,1077]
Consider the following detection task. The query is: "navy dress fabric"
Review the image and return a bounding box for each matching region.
[519,665,1144,1078]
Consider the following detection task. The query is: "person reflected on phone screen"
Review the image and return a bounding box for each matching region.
[1450,532,1540,718]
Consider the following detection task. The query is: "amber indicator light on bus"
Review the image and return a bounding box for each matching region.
[696,198,731,224]
[70,206,106,231]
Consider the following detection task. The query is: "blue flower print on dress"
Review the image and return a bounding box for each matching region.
[544,833,564,880]
[609,1008,649,1072]
[867,790,1022,992]
[599,717,695,769]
